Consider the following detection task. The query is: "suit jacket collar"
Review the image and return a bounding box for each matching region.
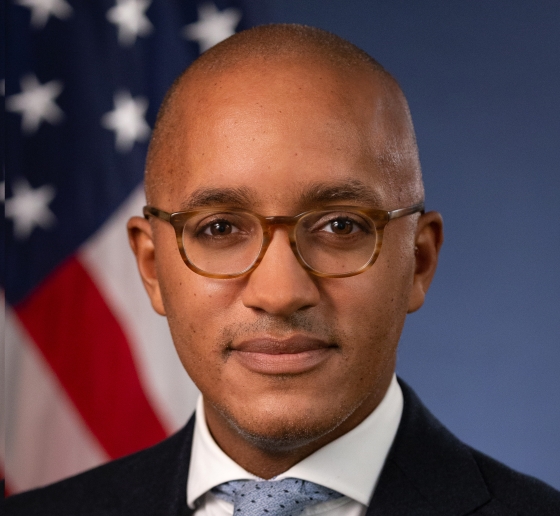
[366,379,490,516]
[104,415,196,516]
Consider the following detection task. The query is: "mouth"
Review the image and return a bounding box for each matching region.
[229,335,337,375]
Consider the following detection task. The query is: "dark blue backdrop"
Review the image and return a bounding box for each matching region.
[258,0,560,489]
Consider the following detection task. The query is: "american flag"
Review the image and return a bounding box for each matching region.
[3,0,263,494]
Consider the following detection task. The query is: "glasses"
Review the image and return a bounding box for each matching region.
[143,202,424,279]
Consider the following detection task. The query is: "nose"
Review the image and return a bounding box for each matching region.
[241,227,320,316]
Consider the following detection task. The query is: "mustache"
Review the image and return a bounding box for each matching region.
[219,312,342,349]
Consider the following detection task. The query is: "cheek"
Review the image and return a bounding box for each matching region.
[321,247,414,358]
[324,268,409,329]
[154,244,242,380]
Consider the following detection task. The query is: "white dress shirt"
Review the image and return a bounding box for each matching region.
[187,375,403,516]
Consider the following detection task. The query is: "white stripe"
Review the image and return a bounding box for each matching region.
[4,308,108,493]
[79,184,199,433]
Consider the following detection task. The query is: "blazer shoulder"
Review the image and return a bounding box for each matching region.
[5,417,195,516]
[470,448,560,515]
[377,380,560,516]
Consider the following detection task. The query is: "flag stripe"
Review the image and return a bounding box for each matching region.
[2,466,11,498]
[15,256,167,460]
[5,309,108,493]
[79,185,198,433]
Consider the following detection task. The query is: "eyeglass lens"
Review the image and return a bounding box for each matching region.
[296,210,377,274]
[181,210,378,276]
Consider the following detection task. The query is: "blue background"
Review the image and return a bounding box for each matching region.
[258,0,560,489]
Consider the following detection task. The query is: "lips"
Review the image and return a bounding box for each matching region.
[229,335,336,375]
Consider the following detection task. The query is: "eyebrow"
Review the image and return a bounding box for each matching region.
[299,179,384,208]
[179,179,384,212]
[179,186,255,211]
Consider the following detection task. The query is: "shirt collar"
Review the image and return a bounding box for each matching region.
[187,374,403,508]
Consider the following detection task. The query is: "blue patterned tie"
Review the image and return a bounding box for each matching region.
[212,478,343,516]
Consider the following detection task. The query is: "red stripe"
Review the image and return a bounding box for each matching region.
[1,463,11,497]
[16,256,167,459]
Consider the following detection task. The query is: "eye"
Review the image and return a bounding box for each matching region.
[315,214,368,236]
[324,218,356,235]
[201,219,239,236]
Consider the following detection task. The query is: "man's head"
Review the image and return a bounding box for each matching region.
[128,24,443,477]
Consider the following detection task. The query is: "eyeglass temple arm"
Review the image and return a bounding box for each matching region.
[387,202,425,221]
[143,205,172,222]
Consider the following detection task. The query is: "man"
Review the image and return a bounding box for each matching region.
[6,24,560,516]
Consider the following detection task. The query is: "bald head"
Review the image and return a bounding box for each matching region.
[145,24,423,206]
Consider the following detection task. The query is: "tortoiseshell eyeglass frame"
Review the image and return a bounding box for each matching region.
[143,202,425,279]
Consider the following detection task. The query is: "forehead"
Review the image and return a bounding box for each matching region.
[153,59,401,211]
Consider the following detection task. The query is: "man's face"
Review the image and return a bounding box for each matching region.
[144,61,421,451]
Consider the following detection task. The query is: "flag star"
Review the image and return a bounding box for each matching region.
[5,178,57,240]
[101,91,150,152]
[182,2,241,53]
[6,74,64,134]
[15,0,72,29]
[107,0,153,47]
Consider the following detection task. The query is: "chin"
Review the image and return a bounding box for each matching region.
[211,394,357,453]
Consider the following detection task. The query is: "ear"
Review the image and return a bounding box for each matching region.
[127,216,166,316]
[408,211,444,313]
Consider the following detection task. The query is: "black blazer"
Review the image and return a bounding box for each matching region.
[5,381,560,515]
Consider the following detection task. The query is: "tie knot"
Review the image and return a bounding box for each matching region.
[212,478,343,516]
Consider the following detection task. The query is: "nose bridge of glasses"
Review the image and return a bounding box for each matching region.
[263,214,299,227]
[258,215,301,263]
[260,214,301,241]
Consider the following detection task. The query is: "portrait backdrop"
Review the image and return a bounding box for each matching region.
[3,0,559,494]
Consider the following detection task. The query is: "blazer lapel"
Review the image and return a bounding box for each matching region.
[366,380,491,516]
[113,415,197,516]
[167,415,197,516]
